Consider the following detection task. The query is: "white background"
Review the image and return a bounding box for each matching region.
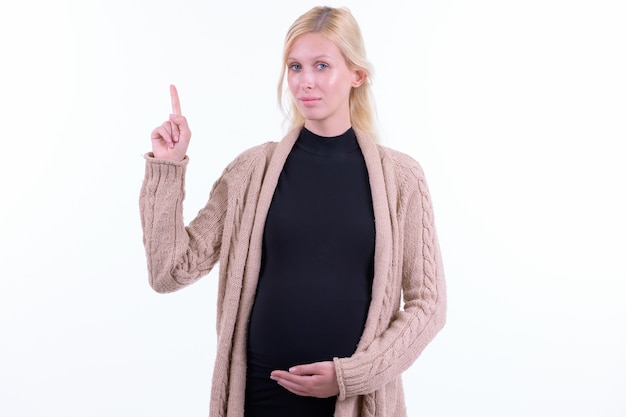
[1,0,625,416]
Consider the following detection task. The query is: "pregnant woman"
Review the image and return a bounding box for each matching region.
[140,6,447,417]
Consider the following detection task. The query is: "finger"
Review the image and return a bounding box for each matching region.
[152,123,174,148]
[271,370,301,382]
[275,379,310,397]
[150,125,169,143]
[169,114,191,141]
[170,84,182,116]
[162,121,174,146]
[289,363,321,375]
[169,115,180,142]
[271,372,311,394]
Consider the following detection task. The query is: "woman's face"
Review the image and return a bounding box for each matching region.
[287,32,364,136]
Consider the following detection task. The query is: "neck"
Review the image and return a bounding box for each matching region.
[304,119,352,138]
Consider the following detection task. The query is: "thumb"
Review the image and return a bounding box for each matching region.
[169,114,191,139]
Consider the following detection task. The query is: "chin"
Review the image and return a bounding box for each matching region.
[297,109,325,121]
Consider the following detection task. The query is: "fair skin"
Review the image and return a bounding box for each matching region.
[150,84,191,162]
[151,33,366,398]
[287,32,365,137]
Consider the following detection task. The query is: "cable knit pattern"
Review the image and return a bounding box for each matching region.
[139,129,446,417]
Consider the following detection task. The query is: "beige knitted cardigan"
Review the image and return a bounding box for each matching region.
[140,128,446,417]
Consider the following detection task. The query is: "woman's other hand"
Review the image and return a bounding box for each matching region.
[270,361,339,398]
[150,84,192,161]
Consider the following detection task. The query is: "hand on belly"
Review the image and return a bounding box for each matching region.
[270,361,339,398]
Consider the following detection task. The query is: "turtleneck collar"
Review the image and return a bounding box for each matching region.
[295,127,358,157]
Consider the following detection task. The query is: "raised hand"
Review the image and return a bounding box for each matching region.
[150,84,192,161]
[270,361,339,398]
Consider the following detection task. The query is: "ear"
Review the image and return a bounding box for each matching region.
[352,68,367,88]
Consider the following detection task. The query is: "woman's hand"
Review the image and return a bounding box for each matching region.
[270,361,339,398]
[150,84,191,161]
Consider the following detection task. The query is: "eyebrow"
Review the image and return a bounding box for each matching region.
[286,55,335,61]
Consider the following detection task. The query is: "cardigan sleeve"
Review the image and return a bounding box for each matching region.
[333,160,447,400]
[139,154,228,293]
[139,144,271,293]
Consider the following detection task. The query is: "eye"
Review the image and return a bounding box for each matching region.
[316,62,329,70]
[289,63,302,71]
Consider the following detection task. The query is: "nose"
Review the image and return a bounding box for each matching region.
[300,68,314,90]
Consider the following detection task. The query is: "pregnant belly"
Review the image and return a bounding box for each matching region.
[247,277,370,371]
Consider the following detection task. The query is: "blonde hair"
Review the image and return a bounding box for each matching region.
[278,6,377,140]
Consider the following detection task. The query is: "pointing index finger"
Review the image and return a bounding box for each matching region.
[170,84,182,116]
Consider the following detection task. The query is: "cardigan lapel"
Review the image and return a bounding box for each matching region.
[354,129,394,346]
[242,127,301,294]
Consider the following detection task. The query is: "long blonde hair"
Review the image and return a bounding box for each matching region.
[278,6,377,140]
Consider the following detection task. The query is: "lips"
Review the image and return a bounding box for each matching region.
[299,97,321,107]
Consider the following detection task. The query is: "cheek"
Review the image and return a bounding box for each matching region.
[326,71,352,90]
[287,73,298,94]
[326,72,350,93]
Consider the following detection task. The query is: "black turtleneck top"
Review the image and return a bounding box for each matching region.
[245,127,375,417]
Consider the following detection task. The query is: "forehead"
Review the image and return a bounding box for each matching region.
[288,32,343,60]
